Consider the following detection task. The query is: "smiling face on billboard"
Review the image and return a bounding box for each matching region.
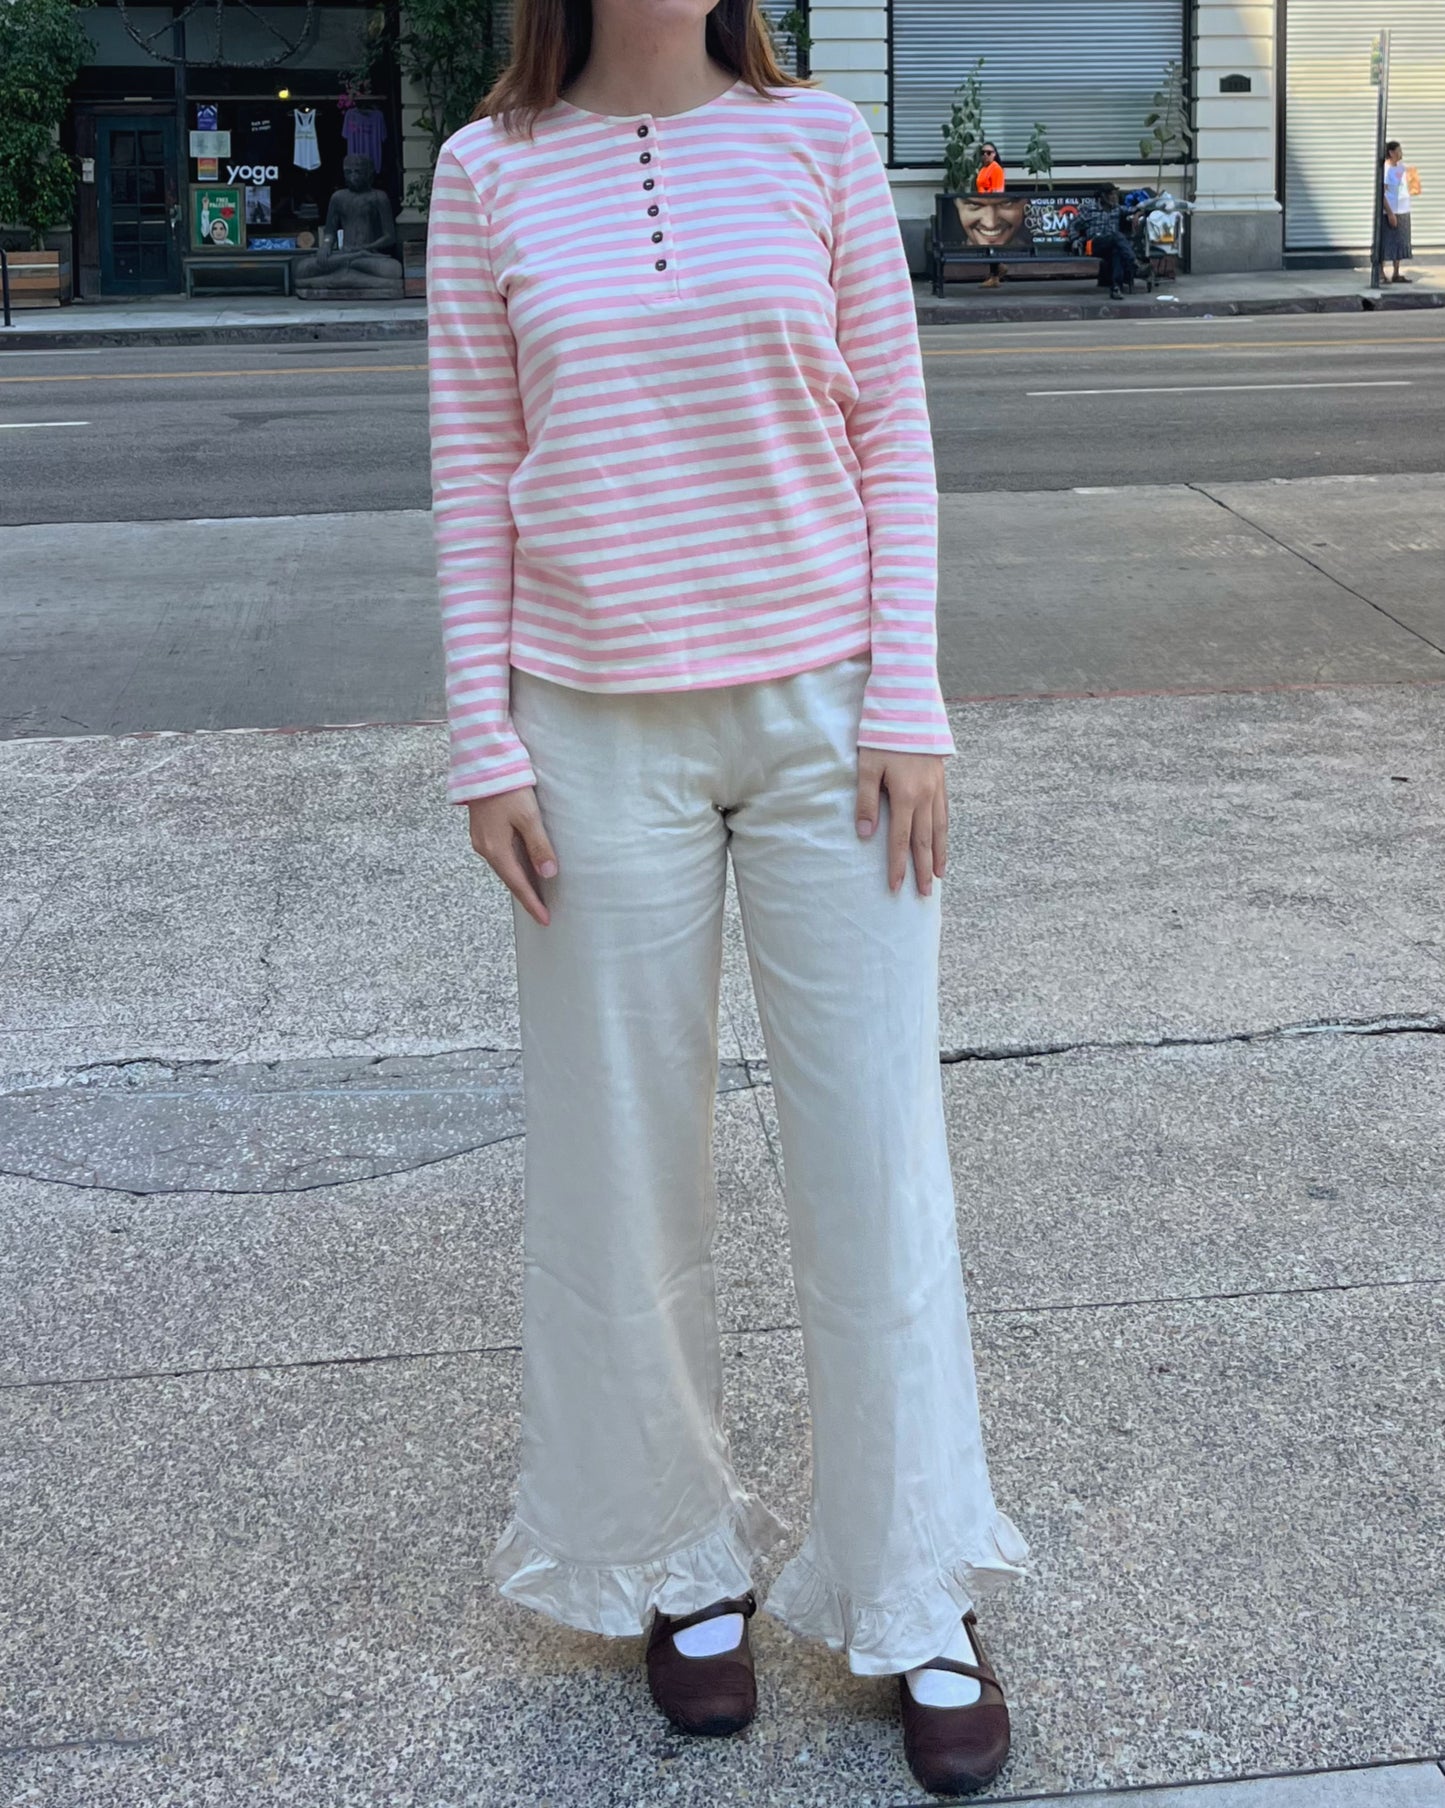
[952,193,1029,248]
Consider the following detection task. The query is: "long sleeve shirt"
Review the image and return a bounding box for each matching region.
[426,78,953,804]
[1071,198,1130,253]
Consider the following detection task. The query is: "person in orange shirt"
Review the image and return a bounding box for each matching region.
[975,143,1007,287]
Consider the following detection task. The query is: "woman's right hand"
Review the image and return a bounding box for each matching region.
[466,787,558,928]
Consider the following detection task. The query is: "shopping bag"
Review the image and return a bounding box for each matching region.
[1405,165,1422,197]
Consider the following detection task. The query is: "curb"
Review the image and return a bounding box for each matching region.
[2,287,1439,350]
[916,290,1445,326]
[0,318,427,353]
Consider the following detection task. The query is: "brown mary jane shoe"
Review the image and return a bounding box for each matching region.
[898,1609,1011,1797]
[646,1592,758,1736]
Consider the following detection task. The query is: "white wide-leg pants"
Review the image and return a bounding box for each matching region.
[488,655,1029,1675]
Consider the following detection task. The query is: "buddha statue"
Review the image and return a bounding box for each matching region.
[293,154,404,297]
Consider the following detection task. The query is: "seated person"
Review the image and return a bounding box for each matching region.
[1070,186,1137,299]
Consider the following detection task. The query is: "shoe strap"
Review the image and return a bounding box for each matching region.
[915,1613,999,1688]
[658,1591,757,1638]
[915,1654,994,1686]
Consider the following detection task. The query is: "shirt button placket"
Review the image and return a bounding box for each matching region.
[635,120,675,290]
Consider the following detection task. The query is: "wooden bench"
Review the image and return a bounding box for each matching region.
[932,251,1103,295]
[184,255,293,299]
[0,249,72,310]
[930,192,1103,296]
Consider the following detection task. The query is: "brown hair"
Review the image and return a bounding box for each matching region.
[474,0,815,140]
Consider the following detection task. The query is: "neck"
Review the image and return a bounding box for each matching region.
[566,12,727,116]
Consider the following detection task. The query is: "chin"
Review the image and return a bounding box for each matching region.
[622,0,715,20]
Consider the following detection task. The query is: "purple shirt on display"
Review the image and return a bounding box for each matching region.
[342,108,387,169]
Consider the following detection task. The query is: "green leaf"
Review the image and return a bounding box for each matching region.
[0,0,91,238]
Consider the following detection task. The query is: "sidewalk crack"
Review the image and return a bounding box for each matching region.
[942,1013,1445,1065]
[1188,483,1445,663]
[987,1273,1444,1320]
[11,1277,1443,1391]
[0,1338,525,1393]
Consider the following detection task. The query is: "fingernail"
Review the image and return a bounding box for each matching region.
[857,819,874,840]
[539,861,558,879]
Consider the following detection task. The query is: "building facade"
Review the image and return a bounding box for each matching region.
[64,0,407,298]
[817,0,1440,274]
[55,0,1441,297]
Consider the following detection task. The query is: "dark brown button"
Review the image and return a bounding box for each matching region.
[637,124,649,136]
[640,151,651,163]
[647,204,659,216]
[655,259,667,270]
[643,178,654,190]
[651,230,664,243]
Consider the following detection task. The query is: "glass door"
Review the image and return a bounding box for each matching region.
[98,117,180,294]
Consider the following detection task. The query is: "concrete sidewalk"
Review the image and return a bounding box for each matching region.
[0,294,428,351]
[3,472,1443,1804]
[2,260,1440,349]
[917,258,1445,324]
[7,473,1444,744]
[3,686,1442,1807]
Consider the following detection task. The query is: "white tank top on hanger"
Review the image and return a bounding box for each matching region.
[293,108,321,171]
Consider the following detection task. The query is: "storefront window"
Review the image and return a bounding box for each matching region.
[186,93,390,251]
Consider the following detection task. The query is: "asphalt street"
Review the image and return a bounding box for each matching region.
[4,311,1443,738]
[1,313,1442,525]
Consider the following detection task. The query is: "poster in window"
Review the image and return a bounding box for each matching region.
[245,186,273,225]
[192,185,245,249]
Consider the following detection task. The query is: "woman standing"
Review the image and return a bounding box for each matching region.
[426,0,1029,1794]
[1382,141,1413,284]
[975,141,1009,289]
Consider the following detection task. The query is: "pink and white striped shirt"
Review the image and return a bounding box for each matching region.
[427,77,953,804]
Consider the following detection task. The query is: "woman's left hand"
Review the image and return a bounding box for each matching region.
[856,750,949,896]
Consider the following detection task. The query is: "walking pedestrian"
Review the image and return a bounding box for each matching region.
[976,140,1009,287]
[426,0,1030,1796]
[1382,140,1414,284]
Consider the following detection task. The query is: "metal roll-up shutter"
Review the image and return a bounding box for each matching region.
[1286,1,1445,251]
[758,2,805,77]
[891,0,1187,167]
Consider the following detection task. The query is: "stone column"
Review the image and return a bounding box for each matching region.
[809,1,935,273]
[1190,0,1283,272]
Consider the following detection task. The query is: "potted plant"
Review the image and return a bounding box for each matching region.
[939,58,987,201]
[0,0,90,305]
[1140,59,1192,193]
[1024,121,1054,194]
